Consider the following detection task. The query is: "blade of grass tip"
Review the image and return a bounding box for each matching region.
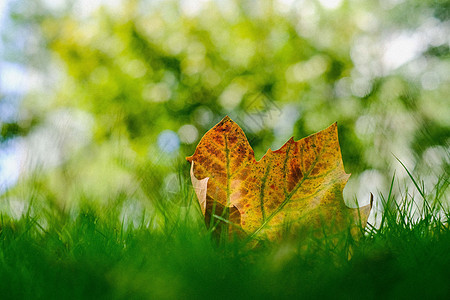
[378,192,390,230]
[25,191,36,220]
[140,208,146,229]
[355,194,372,235]
[394,154,427,202]
[388,172,396,204]
[382,188,401,231]
[434,174,449,211]
[364,193,374,231]
[148,214,156,231]
[32,217,47,234]
[17,215,39,240]
[354,196,365,234]
[392,192,409,229]
[406,194,418,226]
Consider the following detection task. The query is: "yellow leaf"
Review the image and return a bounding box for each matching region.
[187,116,371,240]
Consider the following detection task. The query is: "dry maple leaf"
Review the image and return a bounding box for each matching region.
[187,116,371,241]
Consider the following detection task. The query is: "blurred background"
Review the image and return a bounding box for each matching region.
[0,0,448,223]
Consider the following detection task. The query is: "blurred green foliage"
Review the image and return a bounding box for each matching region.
[0,0,448,212]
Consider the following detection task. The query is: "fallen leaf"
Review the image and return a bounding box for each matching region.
[187,116,371,241]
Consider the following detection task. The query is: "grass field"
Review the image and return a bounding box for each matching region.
[0,170,448,299]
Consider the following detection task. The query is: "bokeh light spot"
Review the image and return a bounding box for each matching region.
[318,0,343,10]
[178,124,198,144]
[157,130,180,153]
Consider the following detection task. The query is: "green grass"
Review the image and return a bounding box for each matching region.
[0,170,449,299]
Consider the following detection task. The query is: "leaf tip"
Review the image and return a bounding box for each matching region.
[222,115,233,123]
[329,122,338,131]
